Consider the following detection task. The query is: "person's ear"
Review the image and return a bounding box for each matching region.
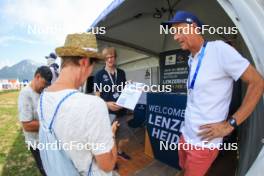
[192,22,197,28]
[79,57,88,67]
[35,73,41,80]
[191,22,200,33]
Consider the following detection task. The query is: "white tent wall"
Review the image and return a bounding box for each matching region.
[217,1,264,175]
[246,146,264,176]
[217,0,264,93]
[124,67,159,86]
[96,40,160,84]
[230,33,264,176]
[118,56,158,71]
[118,57,159,85]
[97,40,158,68]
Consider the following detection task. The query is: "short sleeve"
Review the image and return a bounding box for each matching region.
[87,98,114,155]
[18,90,34,122]
[218,41,250,81]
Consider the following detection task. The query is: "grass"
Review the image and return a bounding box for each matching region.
[0,91,41,176]
[0,89,19,95]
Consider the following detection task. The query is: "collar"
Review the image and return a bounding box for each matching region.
[189,41,208,60]
[104,66,117,74]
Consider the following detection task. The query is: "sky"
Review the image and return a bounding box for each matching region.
[0,0,114,68]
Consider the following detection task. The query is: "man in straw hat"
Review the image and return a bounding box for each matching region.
[37,33,119,176]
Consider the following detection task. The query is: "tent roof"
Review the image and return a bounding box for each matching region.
[89,0,236,57]
[90,0,125,29]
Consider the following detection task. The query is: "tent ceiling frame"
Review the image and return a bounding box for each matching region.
[104,0,182,30]
[97,35,159,57]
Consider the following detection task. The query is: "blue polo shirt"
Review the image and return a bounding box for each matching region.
[94,67,126,103]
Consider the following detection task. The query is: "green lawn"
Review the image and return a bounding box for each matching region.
[0,91,41,176]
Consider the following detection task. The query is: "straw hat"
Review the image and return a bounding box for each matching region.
[55,33,104,60]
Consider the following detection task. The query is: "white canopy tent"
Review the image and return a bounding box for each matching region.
[89,0,264,175]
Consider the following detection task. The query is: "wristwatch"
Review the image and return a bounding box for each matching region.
[228,117,238,129]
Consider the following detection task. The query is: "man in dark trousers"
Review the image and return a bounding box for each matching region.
[94,47,131,162]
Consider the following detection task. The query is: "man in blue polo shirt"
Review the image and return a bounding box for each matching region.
[94,47,131,162]
[162,11,264,176]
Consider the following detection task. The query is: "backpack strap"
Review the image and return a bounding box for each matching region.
[40,91,78,131]
[87,157,93,176]
[40,90,95,175]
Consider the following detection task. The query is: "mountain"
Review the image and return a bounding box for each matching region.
[0,60,43,81]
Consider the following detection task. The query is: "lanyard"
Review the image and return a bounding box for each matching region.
[188,42,207,90]
[105,67,117,86]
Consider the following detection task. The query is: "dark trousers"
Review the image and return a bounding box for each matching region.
[29,147,47,176]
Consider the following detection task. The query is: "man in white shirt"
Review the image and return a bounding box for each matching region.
[162,11,264,176]
[18,66,52,176]
[38,33,119,176]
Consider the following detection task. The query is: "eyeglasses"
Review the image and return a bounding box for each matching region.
[106,55,115,59]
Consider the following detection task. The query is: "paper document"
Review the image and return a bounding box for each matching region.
[116,82,145,110]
